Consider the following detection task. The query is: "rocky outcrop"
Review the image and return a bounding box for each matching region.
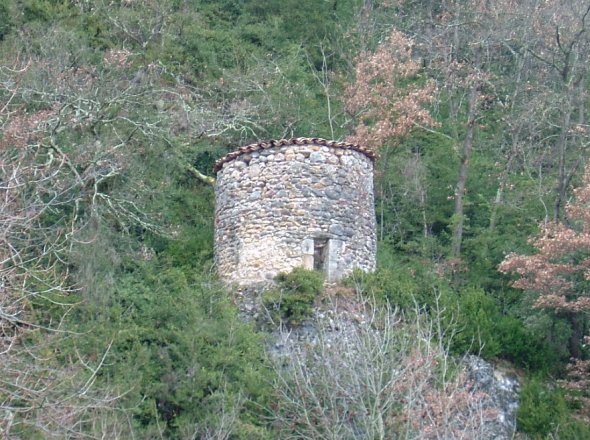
[264,303,520,439]
[463,355,520,439]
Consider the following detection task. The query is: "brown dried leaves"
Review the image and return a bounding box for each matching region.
[498,165,590,313]
[345,30,438,151]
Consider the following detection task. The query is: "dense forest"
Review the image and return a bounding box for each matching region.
[1,0,590,438]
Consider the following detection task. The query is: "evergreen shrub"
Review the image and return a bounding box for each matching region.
[263,268,324,326]
[517,377,590,439]
[494,316,561,372]
[442,287,502,358]
[343,265,435,309]
[346,266,558,369]
[71,259,272,438]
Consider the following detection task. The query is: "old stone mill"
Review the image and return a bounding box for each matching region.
[213,137,377,285]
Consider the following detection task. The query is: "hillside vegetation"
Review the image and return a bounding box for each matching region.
[1,0,590,438]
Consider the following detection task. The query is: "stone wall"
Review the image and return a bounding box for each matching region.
[214,138,376,286]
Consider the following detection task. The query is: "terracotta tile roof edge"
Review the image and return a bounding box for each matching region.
[213,137,376,172]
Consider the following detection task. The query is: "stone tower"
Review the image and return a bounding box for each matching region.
[214,137,376,286]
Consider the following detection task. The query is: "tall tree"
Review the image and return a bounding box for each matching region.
[502,0,590,223]
[423,0,495,257]
[0,57,129,438]
[499,164,590,359]
[364,0,500,257]
[344,29,437,152]
[344,29,437,242]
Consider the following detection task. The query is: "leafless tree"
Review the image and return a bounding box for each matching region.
[268,298,500,439]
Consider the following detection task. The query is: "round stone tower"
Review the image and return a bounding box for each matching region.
[214,137,376,286]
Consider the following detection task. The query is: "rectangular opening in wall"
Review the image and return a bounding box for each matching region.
[313,238,328,272]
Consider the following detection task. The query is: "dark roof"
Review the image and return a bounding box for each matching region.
[213,137,375,172]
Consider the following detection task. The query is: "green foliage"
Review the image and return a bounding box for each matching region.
[347,254,560,371]
[58,163,269,436]
[263,268,324,326]
[22,0,54,22]
[517,377,569,438]
[17,0,78,24]
[275,267,325,295]
[73,260,271,437]
[344,265,434,309]
[442,287,502,358]
[4,0,590,434]
[345,241,452,309]
[517,377,590,439]
[0,0,14,40]
[494,316,562,373]
[441,288,563,371]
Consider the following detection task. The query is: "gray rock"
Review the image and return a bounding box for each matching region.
[309,152,326,163]
[325,189,340,200]
[329,224,345,235]
[463,355,519,439]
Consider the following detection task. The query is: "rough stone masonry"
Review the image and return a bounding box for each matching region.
[214,137,377,286]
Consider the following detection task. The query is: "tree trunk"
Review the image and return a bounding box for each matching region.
[553,107,571,222]
[489,151,516,232]
[579,77,585,126]
[451,81,479,257]
[567,311,583,360]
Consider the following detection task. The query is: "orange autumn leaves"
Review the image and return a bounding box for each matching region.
[499,165,590,314]
[345,30,438,151]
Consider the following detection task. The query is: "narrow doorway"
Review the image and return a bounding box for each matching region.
[313,238,328,272]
